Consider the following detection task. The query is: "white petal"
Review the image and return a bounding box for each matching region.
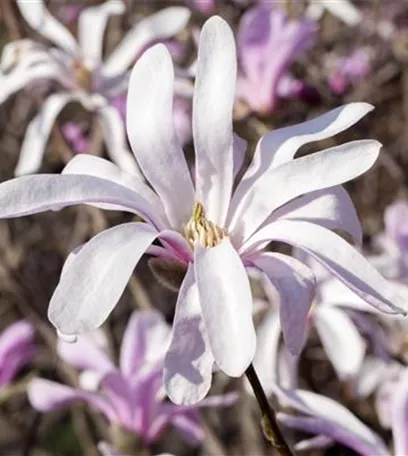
[251,252,315,355]
[164,264,214,405]
[392,367,408,455]
[97,106,143,178]
[265,186,362,247]
[127,44,194,228]
[318,0,362,26]
[102,7,190,78]
[48,222,158,335]
[230,103,373,227]
[194,239,256,376]
[230,140,381,244]
[243,220,407,315]
[16,0,78,56]
[15,93,75,176]
[193,16,236,226]
[314,306,366,379]
[78,0,125,65]
[233,134,247,179]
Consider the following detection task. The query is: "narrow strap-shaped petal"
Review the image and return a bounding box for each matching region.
[27,378,115,420]
[391,367,408,455]
[16,0,78,56]
[0,174,162,227]
[120,310,170,378]
[262,186,362,247]
[312,0,362,26]
[127,44,194,228]
[193,16,236,226]
[102,7,191,79]
[57,335,115,374]
[15,92,76,176]
[314,306,366,379]
[294,435,334,452]
[233,134,247,179]
[164,264,214,405]
[0,320,34,361]
[229,139,381,244]
[62,154,167,229]
[230,103,373,225]
[274,387,389,455]
[97,105,143,177]
[48,222,158,335]
[170,411,204,444]
[78,0,125,65]
[194,239,256,377]
[251,252,315,355]
[242,220,407,315]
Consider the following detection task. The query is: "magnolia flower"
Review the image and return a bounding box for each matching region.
[0,16,405,406]
[370,200,408,280]
[28,311,236,445]
[0,320,35,388]
[237,5,316,114]
[1,0,190,175]
[273,372,408,456]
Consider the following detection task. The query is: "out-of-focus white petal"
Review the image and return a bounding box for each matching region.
[15,93,76,176]
[251,253,315,355]
[102,7,191,79]
[127,44,194,228]
[48,222,158,335]
[193,16,236,226]
[16,0,78,56]
[78,0,125,65]
[391,367,408,455]
[194,239,256,376]
[243,220,407,315]
[314,306,366,379]
[230,140,380,244]
[308,0,362,26]
[164,264,214,405]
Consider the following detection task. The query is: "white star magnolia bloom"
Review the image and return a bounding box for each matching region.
[1,0,190,176]
[0,16,405,405]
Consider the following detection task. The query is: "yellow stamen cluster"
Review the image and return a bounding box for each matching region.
[183,202,226,248]
[71,59,92,92]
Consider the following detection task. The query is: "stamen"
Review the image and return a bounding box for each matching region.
[183,202,226,248]
[71,59,92,92]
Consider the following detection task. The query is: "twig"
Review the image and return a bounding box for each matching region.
[245,364,295,456]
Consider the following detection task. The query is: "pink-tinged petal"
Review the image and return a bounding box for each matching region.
[197,391,238,408]
[48,222,158,335]
[249,311,281,396]
[57,335,114,374]
[164,264,214,405]
[251,252,315,355]
[102,7,191,79]
[16,0,78,56]
[193,16,236,226]
[15,93,76,176]
[384,200,408,250]
[278,413,386,456]
[0,320,34,360]
[97,105,142,177]
[243,220,407,315]
[127,44,194,228]
[120,310,170,377]
[171,412,204,444]
[233,134,247,179]
[0,174,163,228]
[265,186,362,247]
[274,388,389,455]
[230,103,373,225]
[27,378,115,420]
[314,307,366,379]
[101,371,133,427]
[78,0,125,65]
[294,435,334,452]
[194,239,256,377]
[230,139,380,244]
[391,367,408,455]
[62,154,166,227]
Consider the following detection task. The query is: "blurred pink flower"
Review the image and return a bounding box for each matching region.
[28,311,236,445]
[0,320,35,388]
[62,122,90,153]
[237,6,316,114]
[0,0,190,175]
[0,17,404,407]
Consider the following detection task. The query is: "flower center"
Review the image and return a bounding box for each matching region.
[71,58,93,92]
[183,202,227,249]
